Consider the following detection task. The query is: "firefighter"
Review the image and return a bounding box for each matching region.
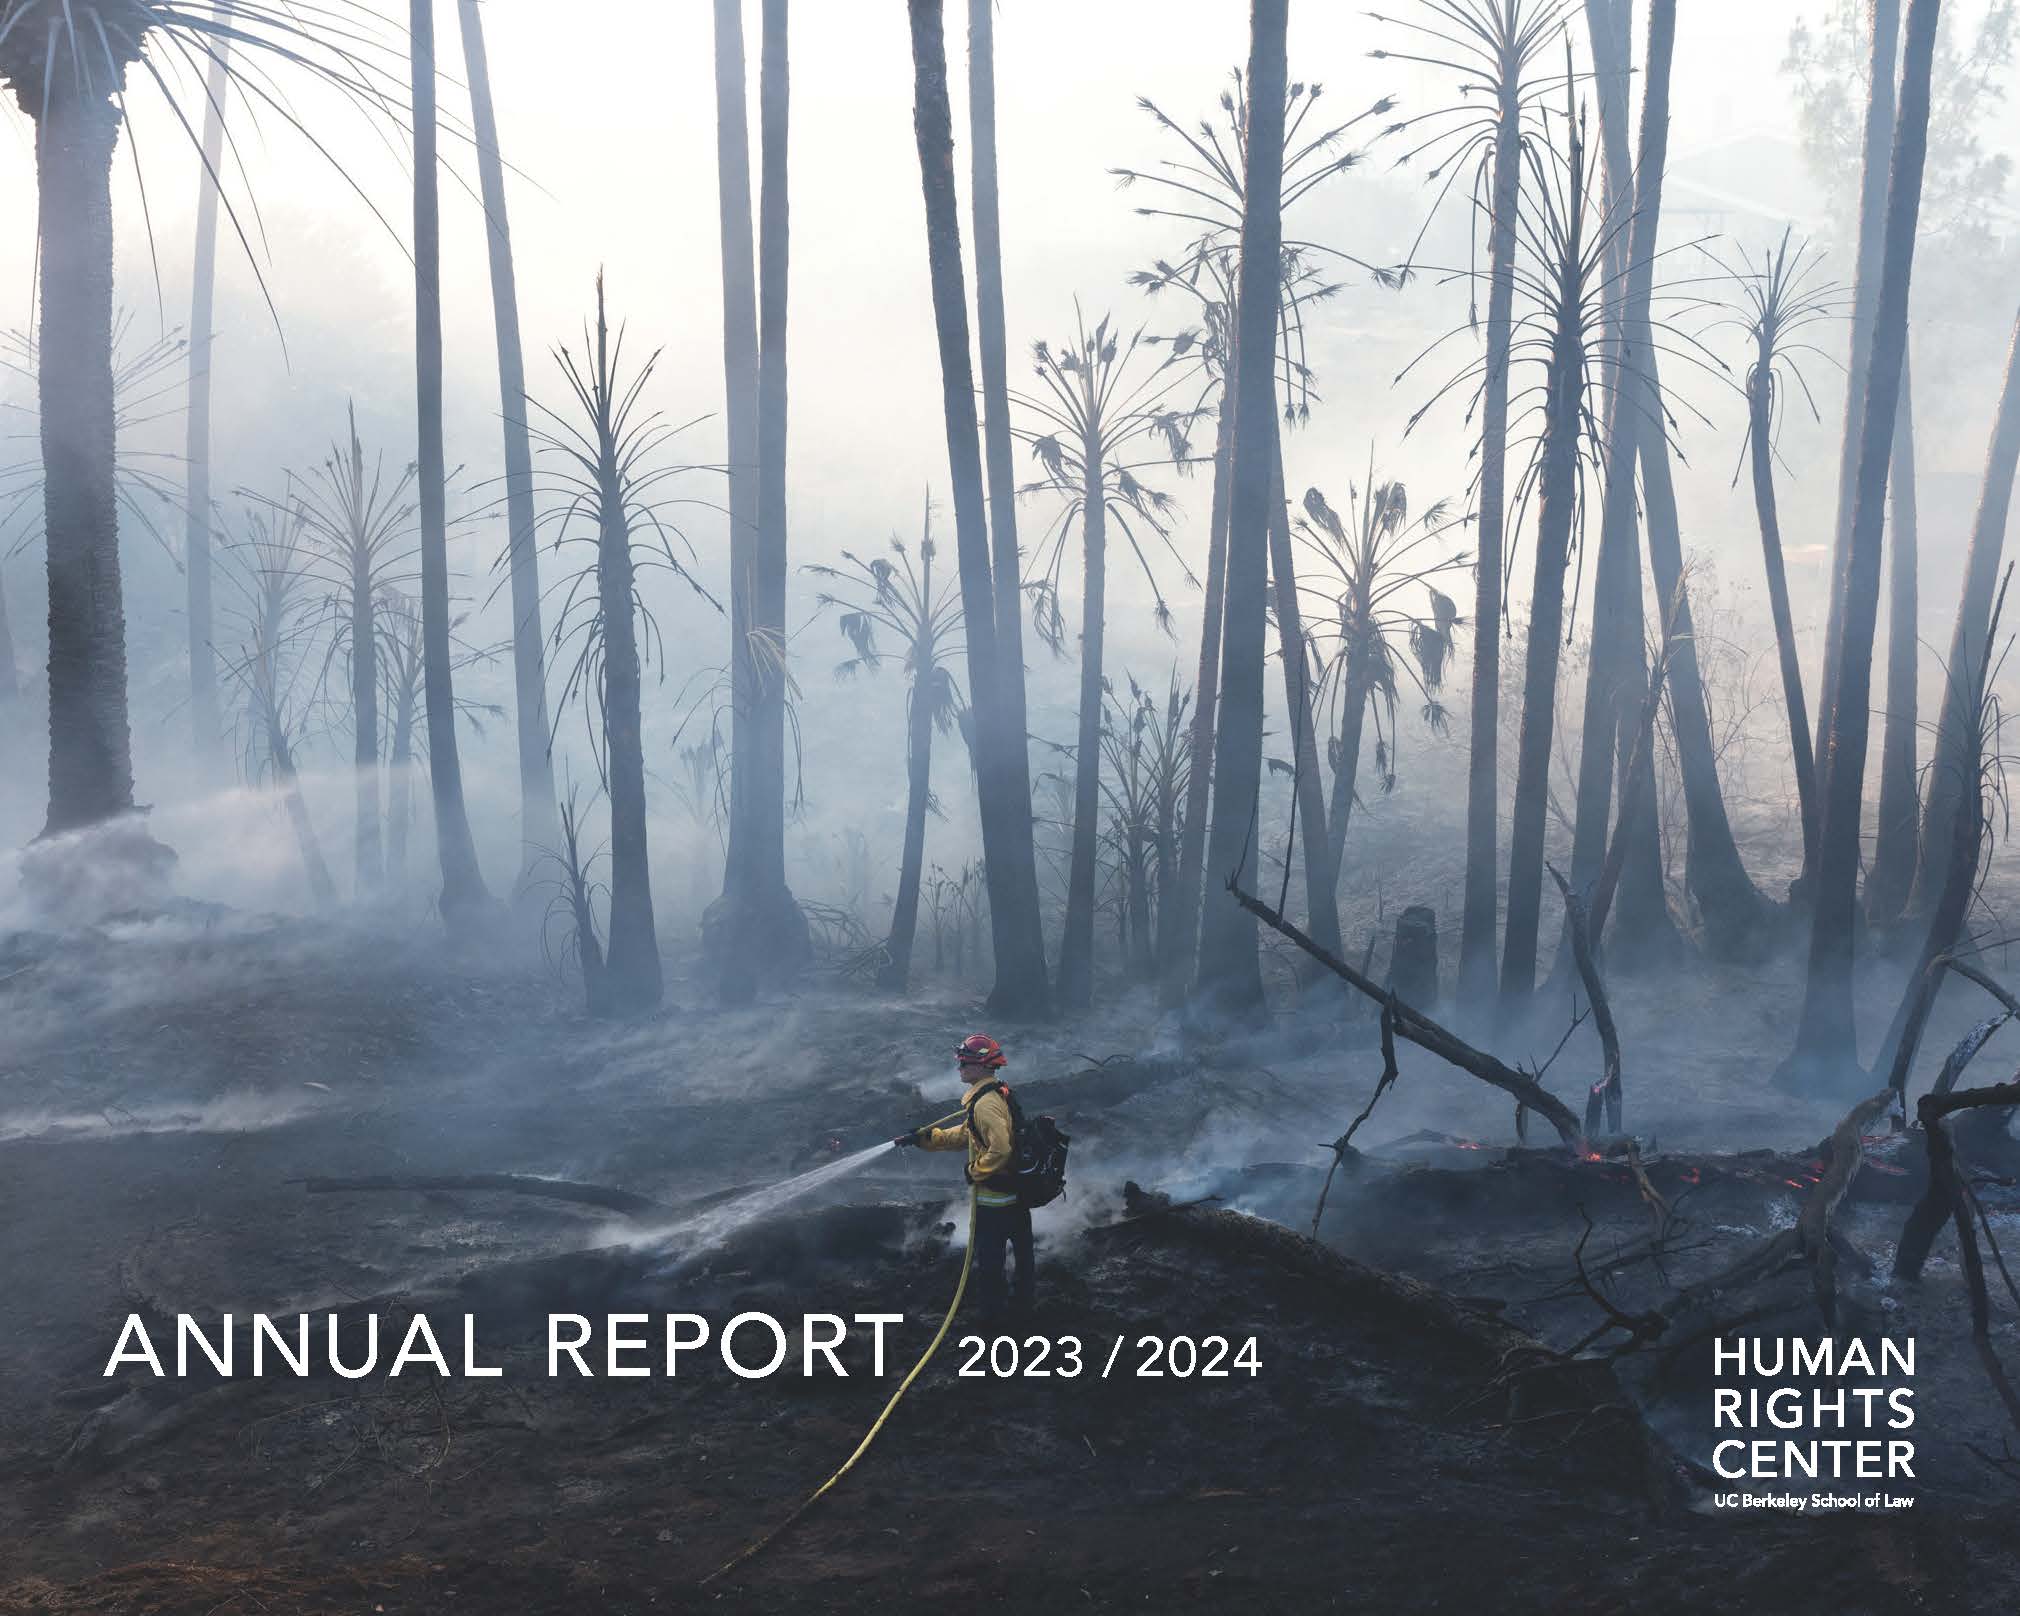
[894,1033,1033,1321]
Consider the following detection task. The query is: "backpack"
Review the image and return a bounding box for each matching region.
[967,1079,1071,1209]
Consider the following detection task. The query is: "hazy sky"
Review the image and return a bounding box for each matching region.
[6,0,1907,552]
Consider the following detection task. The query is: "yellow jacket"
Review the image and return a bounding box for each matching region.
[920,1077,1017,1203]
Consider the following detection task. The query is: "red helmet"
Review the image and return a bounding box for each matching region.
[955,1033,1007,1069]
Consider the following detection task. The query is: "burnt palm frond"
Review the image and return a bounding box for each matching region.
[262,403,418,727]
[1297,449,1472,794]
[803,487,967,738]
[1401,66,1627,618]
[1697,228,1849,481]
[1372,0,1577,296]
[215,493,320,780]
[0,2,418,334]
[1121,65,1398,428]
[529,273,721,784]
[1014,306,1204,650]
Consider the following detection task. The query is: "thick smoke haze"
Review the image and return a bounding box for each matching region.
[0,0,2016,940]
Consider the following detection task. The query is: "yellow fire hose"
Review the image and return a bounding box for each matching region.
[701,1132,979,1587]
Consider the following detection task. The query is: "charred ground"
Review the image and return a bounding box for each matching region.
[0,914,2017,1614]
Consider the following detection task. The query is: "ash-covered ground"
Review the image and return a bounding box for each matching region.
[2,909,2018,1613]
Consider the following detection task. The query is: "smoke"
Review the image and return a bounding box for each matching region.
[0,1090,322,1146]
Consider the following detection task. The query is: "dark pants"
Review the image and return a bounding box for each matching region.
[972,1200,1034,1318]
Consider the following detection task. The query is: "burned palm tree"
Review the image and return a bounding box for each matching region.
[1116,67,1394,998]
[286,406,418,899]
[365,585,502,901]
[218,499,336,908]
[533,276,718,1016]
[1376,0,1572,1006]
[1195,0,1292,1016]
[0,1,399,848]
[1296,473,1468,882]
[1399,71,1619,1012]
[1097,671,1192,982]
[378,590,424,889]
[805,494,965,994]
[1702,230,1844,877]
[1016,311,1196,1008]
[532,782,609,1015]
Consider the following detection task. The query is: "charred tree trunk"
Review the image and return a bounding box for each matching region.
[1268,440,1342,958]
[879,632,937,994]
[410,0,489,927]
[1638,342,1771,952]
[347,447,382,897]
[272,728,336,911]
[595,339,662,1015]
[1567,0,1680,966]
[36,83,137,837]
[1326,670,1370,878]
[967,0,1031,795]
[1748,333,1819,873]
[1056,447,1107,1009]
[458,0,557,879]
[1459,44,1525,1016]
[715,0,811,1002]
[712,0,759,921]
[182,19,229,765]
[388,647,417,888]
[1194,0,1288,1019]
[906,0,1051,1015]
[1875,719,1988,1098]
[1816,0,1903,830]
[1152,765,1178,969]
[1913,311,2020,919]
[1787,0,1936,1089]
[1163,390,1234,1004]
[1868,349,1922,927]
[1498,249,1586,1012]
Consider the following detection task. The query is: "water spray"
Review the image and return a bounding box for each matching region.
[628,1108,967,1267]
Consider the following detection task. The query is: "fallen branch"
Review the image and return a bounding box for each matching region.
[1312,1000,1399,1237]
[1228,880,1586,1149]
[1796,1090,1895,1328]
[1933,1012,2013,1099]
[292,1173,667,1217]
[1549,863,1620,1135]
[1878,946,2015,1105]
[1887,1074,2020,1427]
[1578,1090,1893,1361]
[1565,1207,1667,1355]
[1895,1078,2020,1284]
